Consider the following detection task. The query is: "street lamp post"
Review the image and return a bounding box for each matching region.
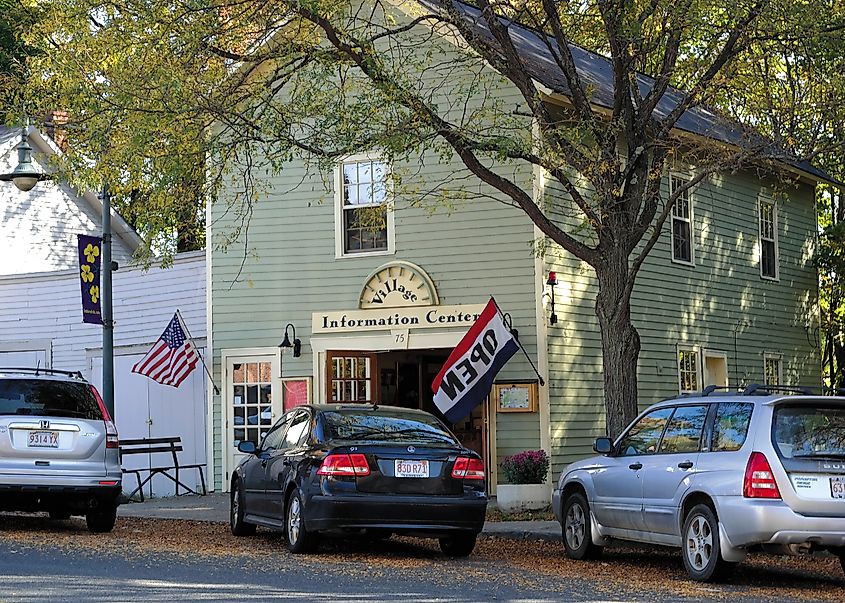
[1,127,116,417]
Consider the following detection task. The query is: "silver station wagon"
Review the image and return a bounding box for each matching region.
[552,385,845,581]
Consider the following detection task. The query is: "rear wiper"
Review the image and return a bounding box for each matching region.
[793,453,845,460]
[40,408,87,418]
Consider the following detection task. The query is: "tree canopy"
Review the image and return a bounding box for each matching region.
[18,0,845,435]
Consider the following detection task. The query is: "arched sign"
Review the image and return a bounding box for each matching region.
[359,261,439,309]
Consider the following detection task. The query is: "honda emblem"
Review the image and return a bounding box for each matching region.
[40,420,50,429]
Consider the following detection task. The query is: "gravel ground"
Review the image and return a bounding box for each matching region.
[0,514,842,602]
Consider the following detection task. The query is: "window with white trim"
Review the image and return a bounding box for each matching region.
[678,346,701,394]
[335,157,392,256]
[759,198,778,279]
[764,354,783,386]
[670,175,694,265]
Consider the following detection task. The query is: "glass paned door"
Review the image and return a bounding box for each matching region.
[226,354,281,486]
[327,351,377,403]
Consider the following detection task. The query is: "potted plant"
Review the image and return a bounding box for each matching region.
[496,449,551,513]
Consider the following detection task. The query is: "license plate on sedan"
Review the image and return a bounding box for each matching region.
[395,459,429,478]
[831,477,845,499]
[28,431,59,448]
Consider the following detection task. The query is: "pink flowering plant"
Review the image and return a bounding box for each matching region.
[500,449,549,484]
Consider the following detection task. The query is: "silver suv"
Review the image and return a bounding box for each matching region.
[0,368,122,532]
[552,385,845,581]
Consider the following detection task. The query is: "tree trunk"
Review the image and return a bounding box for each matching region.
[595,249,641,439]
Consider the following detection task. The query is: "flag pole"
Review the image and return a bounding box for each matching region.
[490,297,545,386]
[176,309,220,395]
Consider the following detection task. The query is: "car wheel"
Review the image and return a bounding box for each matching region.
[682,503,736,582]
[439,533,477,557]
[286,489,317,554]
[230,481,256,536]
[562,492,603,560]
[86,505,117,533]
[48,510,71,520]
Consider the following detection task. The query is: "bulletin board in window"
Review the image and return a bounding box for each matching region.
[282,377,312,411]
[493,382,538,413]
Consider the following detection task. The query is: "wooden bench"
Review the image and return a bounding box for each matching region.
[120,437,207,502]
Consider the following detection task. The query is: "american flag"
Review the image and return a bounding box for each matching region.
[132,313,199,387]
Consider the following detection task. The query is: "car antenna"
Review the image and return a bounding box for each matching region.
[372,402,378,411]
[35,359,40,376]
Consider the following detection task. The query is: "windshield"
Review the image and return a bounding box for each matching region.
[773,404,845,459]
[0,379,101,421]
[322,410,458,445]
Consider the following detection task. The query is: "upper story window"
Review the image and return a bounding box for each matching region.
[670,175,694,265]
[764,353,783,386]
[759,198,778,279]
[678,346,701,394]
[334,156,394,257]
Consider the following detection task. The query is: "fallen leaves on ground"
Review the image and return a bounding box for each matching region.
[0,514,842,602]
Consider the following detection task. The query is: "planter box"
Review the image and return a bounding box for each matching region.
[495,483,551,513]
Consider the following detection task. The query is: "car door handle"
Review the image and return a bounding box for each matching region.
[677,461,694,469]
[628,462,642,470]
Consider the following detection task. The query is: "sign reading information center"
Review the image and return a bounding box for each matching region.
[312,304,486,334]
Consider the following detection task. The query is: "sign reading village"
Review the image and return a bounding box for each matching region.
[312,304,487,334]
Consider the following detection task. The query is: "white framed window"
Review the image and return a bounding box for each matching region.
[764,353,783,386]
[759,197,779,280]
[334,154,394,258]
[677,345,702,394]
[670,175,694,265]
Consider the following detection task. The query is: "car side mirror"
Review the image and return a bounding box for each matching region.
[237,441,257,454]
[593,437,613,455]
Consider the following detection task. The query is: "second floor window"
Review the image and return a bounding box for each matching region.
[678,347,700,393]
[338,158,390,255]
[759,199,778,279]
[670,176,693,264]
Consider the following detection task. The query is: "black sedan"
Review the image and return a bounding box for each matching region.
[230,404,487,555]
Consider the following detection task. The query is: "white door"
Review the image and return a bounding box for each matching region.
[224,354,282,491]
[91,349,207,498]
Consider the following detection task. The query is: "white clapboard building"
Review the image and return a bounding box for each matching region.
[0,125,209,498]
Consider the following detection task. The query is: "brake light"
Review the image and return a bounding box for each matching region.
[743,451,781,499]
[317,453,370,477]
[90,386,119,449]
[452,456,485,480]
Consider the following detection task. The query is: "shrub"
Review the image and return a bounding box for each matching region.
[500,449,549,484]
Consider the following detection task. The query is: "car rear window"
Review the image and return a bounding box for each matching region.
[0,379,101,420]
[773,404,845,459]
[322,410,458,445]
[711,402,753,452]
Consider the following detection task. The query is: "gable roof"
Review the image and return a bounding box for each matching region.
[417,0,835,185]
[0,124,143,252]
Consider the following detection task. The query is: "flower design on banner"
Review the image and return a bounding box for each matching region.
[89,285,100,304]
[80,265,94,283]
[83,243,100,263]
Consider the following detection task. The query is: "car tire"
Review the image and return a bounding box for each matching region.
[839,552,845,576]
[86,505,117,533]
[681,503,736,582]
[48,510,71,520]
[286,489,317,554]
[562,492,603,560]
[439,533,477,557]
[230,481,256,537]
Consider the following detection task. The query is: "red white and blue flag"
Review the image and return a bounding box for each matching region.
[431,298,518,423]
[132,313,199,387]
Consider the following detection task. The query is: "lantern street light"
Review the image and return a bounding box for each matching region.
[1,126,116,417]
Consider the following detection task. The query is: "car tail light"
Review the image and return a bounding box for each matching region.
[317,453,371,477]
[452,456,485,480]
[91,385,119,449]
[743,451,781,499]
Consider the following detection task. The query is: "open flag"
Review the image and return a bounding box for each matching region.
[132,312,199,387]
[431,298,518,423]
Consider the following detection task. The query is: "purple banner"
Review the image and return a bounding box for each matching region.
[77,234,103,325]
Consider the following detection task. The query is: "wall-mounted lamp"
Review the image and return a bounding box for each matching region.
[546,272,558,326]
[279,323,302,358]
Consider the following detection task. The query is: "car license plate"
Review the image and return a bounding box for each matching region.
[28,431,59,448]
[395,459,429,478]
[831,477,845,499]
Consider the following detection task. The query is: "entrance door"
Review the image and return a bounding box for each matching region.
[225,354,282,489]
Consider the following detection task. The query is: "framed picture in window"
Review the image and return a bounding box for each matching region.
[282,377,312,411]
[493,382,538,413]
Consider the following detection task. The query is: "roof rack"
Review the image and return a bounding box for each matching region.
[0,367,84,379]
[741,383,845,396]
